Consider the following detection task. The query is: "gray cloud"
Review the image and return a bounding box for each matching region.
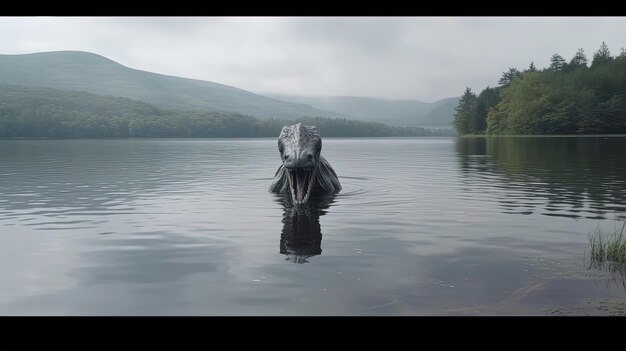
[0,17,624,101]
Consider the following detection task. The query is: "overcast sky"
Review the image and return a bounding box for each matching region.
[0,17,624,102]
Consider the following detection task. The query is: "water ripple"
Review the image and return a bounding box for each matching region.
[1,137,626,315]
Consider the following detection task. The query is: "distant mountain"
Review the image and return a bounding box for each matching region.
[262,92,459,126]
[0,50,458,126]
[418,97,459,126]
[0,51,339,119]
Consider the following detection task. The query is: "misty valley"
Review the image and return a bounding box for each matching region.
[2,19,626,316]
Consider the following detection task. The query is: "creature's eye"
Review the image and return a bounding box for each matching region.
[283,154,290,160]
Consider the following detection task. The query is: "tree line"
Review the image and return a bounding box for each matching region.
[0,85,453,138]
[453,42,626,135]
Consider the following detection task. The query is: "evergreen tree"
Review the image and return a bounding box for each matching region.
[469,87,500,134]
[592,42,613,67]
[525,61,538,73]
[498,68,521,86]
[568,48,588,69]
[452,87,477,135]
[549,53,566,72]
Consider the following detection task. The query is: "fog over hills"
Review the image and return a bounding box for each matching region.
[0,51,340,120]
[262,92,458,127]
[0,50,457,126]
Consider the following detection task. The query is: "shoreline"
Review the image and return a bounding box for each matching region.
[459,134,626,138]
[0,136,454,141]
[4,134,626,140]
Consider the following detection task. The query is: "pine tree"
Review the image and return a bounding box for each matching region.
[452,87,477,135]
[526,61,538,72]
[549,53,566,72]
[498,68,521,86]
[592,42,613,67]
[469,87,499,134]
[568,48,588,69]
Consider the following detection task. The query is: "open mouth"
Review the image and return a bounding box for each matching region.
[286,167,315,204]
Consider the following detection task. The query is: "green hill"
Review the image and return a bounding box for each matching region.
[0,51,339,119]
[262,92,459,126]
[0,84,453,138]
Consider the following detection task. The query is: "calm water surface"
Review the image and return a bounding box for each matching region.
[1,137,625,315]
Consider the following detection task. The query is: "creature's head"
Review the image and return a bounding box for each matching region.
[278,123,322,204]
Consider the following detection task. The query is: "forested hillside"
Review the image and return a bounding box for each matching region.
[0,51,339,119]
[0,85,452,138]
[453,42,626,135]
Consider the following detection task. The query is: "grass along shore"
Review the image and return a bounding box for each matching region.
[587,220,626,269]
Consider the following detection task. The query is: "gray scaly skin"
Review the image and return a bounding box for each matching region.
[269,123,341,204]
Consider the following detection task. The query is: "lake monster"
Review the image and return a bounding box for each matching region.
[269,123,341,204]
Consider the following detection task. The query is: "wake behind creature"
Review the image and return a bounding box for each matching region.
[269,123,341,204]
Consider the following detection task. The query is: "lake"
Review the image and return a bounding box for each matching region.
[1,137,625,315]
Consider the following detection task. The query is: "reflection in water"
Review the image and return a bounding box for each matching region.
[4,138,626,314]
[456,137,626,219]
[276,195,335,264]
